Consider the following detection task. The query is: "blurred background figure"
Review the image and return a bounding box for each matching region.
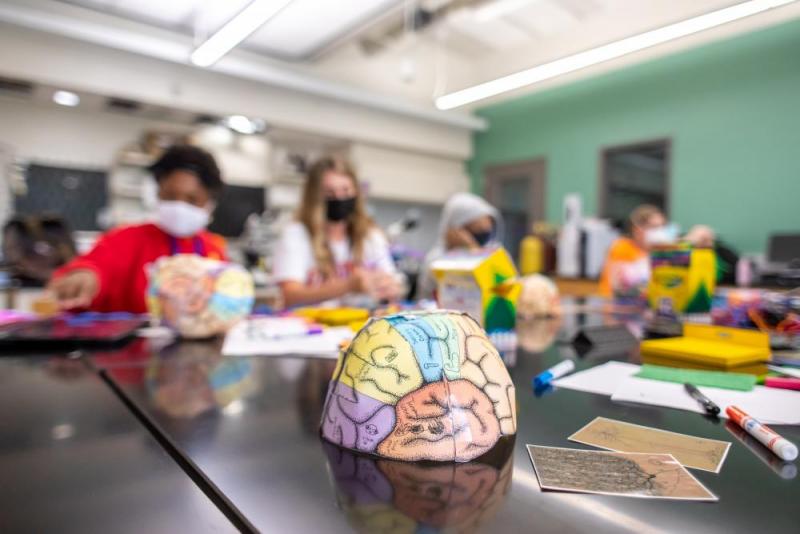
[273,156,400,307]
[598,204,675,297]
[47,145,226,312]
[2,214,75,287]
[417,192,502,299]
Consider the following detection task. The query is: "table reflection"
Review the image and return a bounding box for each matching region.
[516,317,561,353]
[322,438,514,533]
[144,341,257,419]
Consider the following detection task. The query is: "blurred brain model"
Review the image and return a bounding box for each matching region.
[517,274,561,318]
[321,310,516,462]
[147,254,254,339]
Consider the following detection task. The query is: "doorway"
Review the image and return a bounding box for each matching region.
[600,139,671,228]
[484,159,546,261]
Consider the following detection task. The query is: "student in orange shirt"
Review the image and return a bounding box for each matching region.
[598,204,673,297]
[48,145,227,313]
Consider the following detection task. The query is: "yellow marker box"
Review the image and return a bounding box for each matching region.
[648,245,716,313]
[641,324,771,369]
[432,247,520,332]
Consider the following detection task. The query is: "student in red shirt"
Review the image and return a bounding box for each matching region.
[48,145,227,313]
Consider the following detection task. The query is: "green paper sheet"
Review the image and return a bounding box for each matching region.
[636,364,756,391]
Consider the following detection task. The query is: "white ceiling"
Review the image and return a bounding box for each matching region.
[60,0,403,60]
[8,0,800,115]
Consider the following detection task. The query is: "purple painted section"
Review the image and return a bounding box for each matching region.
[321,381,395,453]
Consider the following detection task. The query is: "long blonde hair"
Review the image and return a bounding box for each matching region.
[297,156,373,279]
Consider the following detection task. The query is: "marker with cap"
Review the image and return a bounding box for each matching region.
[726,405,798,462]
[533,360,575,389]
[764,376,800,391]
[725,420,797,480]
[684,383,721,415]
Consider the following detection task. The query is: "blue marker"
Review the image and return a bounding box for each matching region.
[533,360,576,389]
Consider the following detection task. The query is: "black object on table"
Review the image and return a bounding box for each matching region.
[0,316,145,352]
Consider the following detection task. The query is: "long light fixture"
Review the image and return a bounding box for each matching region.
[190,0,294,67]
[473,0,537,23]
[436,0,797,109]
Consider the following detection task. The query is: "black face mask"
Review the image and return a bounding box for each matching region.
[470,230,493,247]
[326,197,357,222]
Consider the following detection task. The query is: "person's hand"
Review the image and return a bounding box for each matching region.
[445,227,479,250]
[370,272,402,302]
[348,269,401,302]
[348,267,371,294]
[47,269,99,309]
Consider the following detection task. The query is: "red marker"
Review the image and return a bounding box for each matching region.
[726,406,798,462]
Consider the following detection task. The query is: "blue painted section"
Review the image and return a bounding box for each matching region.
[389,316,444,383]
[386,314,462,383]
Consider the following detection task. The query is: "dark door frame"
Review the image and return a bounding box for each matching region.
[598,138,672,219]
[483,158,547,222]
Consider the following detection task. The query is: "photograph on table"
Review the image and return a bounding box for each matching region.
[569,417,731,473]
[527,445,718,501]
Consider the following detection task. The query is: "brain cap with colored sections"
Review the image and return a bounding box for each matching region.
[321,310,516,462]
[147,254,254,339]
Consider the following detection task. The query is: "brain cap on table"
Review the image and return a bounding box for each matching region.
[321,310,516,463]
[147,254,254,339]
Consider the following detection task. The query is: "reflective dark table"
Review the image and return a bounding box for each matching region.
[88,308,800,534]
[0,355,236,533]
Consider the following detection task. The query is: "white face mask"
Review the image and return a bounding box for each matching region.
[644,223,679,246]
[156,200,211,237]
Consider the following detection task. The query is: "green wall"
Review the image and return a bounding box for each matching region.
[469,18,800,254]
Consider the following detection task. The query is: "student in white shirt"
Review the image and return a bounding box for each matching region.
[273,156,400,307]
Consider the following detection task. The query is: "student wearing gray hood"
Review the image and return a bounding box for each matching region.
[416,192,502,300]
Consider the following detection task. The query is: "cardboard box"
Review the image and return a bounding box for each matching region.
[432,248,520,332]
[648,245,716,314]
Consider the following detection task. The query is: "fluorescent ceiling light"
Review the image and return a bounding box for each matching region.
[190,0,294,67]
[472,0,537,23]
[225,115,266,134]
[245,0,400,60]
[52,90,80,107]
[436,0,798,109]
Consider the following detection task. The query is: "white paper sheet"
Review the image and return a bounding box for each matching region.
[552,361,640,396]
[611,377,800,425]
[222,321,353,358]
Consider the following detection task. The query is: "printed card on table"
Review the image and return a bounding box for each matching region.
[569,417,731,473]
[527,445,718,501]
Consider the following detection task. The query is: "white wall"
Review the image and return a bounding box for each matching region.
[351,142,468,204]
[0,96,189,169]
[0,22,473,160]
[0,96,273,184]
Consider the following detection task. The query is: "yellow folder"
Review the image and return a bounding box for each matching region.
[640,324,770,369]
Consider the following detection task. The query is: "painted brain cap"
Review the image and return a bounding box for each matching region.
[321,310,517,462]
[147,254,254,339]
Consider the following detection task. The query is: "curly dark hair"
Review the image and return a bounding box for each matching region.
[150,144,223,198]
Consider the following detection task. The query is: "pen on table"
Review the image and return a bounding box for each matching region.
[726,405,798,462]
[684,383,721,416]
[533,360,575,389]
